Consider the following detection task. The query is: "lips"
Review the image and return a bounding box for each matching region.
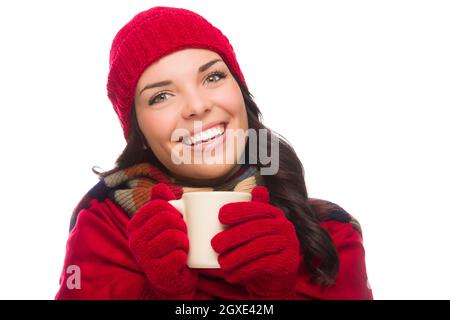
[186,121,227,138]
[173,122,228,154]
[178,122,228,146]
[191,126,227,152]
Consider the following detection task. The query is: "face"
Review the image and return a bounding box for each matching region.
[134,48,248,184]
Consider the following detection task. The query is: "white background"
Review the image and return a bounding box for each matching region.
[0,0,449,299]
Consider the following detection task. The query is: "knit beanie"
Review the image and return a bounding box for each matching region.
[106,6,248,141]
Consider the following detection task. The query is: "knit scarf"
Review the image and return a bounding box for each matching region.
[69,162,264,231]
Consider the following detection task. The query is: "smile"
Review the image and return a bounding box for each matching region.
[180,123,227,147]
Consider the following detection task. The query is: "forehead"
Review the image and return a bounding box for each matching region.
[137,48,222,78]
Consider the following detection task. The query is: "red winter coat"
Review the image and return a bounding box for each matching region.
[55,198,373,300]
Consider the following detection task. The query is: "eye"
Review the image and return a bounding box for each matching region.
[148,92,172,105]
[205,70,227,84]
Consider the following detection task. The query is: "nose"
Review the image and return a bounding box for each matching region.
[181,89,212,119]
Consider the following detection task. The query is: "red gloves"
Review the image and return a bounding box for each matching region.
[127,183,198,299]
[127,183,299,299]
[211,186,300,299]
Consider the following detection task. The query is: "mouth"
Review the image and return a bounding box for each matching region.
[178,122,227,147]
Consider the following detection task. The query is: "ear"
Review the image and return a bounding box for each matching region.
[251,186,270,204]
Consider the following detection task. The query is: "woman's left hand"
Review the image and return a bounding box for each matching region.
[211,186,300,299]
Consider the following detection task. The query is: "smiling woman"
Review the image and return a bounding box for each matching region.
[55,6,373,300]
[133,49,249,183]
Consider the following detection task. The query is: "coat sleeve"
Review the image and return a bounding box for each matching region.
[55,198,158,300]
[295,220,373,300]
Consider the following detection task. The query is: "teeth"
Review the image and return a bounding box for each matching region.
[185,124,225,145]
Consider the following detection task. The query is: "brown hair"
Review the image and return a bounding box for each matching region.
[94,73,339,286]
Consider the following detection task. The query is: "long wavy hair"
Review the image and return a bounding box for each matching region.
[94,72,339,286]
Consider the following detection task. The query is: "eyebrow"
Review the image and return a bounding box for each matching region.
[139,59,223,96]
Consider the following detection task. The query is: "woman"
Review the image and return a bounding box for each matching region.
[55,6,373,300]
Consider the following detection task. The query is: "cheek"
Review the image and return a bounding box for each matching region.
[234,103,248,134]
[216,83,247,121]
[137,109,174,147]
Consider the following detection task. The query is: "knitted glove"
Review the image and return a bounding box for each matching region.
[127,183,198,299]
[211,186,300,299]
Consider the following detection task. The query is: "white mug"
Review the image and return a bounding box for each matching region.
[168,191,251,268]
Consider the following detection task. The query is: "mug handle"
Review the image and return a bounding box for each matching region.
[168,199,185,218]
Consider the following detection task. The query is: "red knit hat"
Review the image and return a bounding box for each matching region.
[107,6,248,141]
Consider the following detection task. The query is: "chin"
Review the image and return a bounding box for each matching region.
[170,163,236,182]
[192,163,236,179]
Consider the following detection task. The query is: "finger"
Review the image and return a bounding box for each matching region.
[129,227,189,263]
[133,211,187,242]
[211,218,284,254]
[146,229,190,259]
[150,183,177,201]
[128,199,181,234]
[218,201,284,225]
[217,234,286,273]
[223,252,297,284]
[251,186,270,203]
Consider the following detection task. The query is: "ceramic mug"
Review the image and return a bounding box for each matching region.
[168,191,251,268]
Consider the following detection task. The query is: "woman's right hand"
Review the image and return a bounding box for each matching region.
[127,183,198,299]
